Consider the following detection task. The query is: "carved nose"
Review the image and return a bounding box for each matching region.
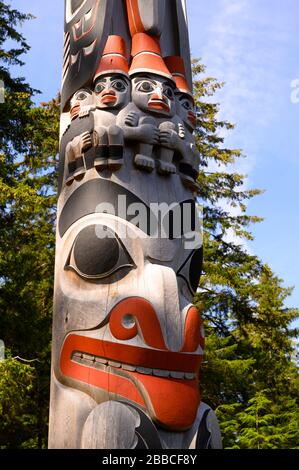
[151,92,167,104]
[153,86,163,100]
[102,88,116,97]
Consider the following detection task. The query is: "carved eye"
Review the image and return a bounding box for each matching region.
[112,79,127,92]
[164,86,174,100]
[75,90,89,101]
[94,82,105,94]
[137,81,155,93]
[65,225,135,280]
[182,99,192,110]
[177,247,203,296]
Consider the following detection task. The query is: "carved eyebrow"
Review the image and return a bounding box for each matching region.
[133,76,155,83]
[59,179,155,237]
[75,88,92,95]
[133,77,175,90]
[178,95,191,101]
[59,180,198,243]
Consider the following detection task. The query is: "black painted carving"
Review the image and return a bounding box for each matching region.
[66,224,135,280]
[125,403,162,449]
[62,0,113,109]
[177,247,203,295]
[195,409,212,449]
[58,179,157,237]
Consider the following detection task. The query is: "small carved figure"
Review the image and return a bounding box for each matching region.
[118,33,180,174]
[165,56,200,190]
[62,87,95,186]
[91,35,131,171]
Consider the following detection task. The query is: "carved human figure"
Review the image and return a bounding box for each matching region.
[61,87,94,186]
[91,35,131,171]
[165,56,200,190]
[118,33,181,174]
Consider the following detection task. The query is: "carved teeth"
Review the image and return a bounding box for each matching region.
[170,371,185,379]
[71,352,195,379]
[185,373,196,380]
[122,364,136,372]
[72,352,82,359]
[136,367,153,375]
[153,369,170,377]
[95,357,108,365]
[108,361,121,368]
[83,353,94,362]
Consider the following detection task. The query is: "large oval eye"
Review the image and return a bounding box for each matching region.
[163,86,174,100]
[65,225,135,280]
[112,79,127,92]
[182,99,192,110]
[137,80,155,93]
[94,82,105,94]
[177,247,203,296]
[75,90,89,101]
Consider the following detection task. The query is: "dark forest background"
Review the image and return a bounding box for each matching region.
[0,1,298,449]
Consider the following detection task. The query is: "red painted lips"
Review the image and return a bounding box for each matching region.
[99,90,117,105]
[148,93,170,113]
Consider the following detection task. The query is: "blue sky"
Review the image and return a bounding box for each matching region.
[9,0,299,308]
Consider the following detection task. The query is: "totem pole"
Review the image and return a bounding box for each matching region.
[49,0,222,449]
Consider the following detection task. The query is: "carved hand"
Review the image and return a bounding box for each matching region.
[137,124,160,145]
[71,131,93,157]
[125,111,139,127]
[159,129,179,150]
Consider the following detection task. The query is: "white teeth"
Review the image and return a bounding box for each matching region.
[95,357,108,365]
[72,353,195,379]
[83,353,94,362]
[136,367,153,375]
[170,371,185,379]
[153,369,170,377]
[185,373,196,380]
[122,364,136,372]
[72,352,81,359]
[108,361,121,368]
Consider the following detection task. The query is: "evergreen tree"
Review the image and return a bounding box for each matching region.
[192,61,299,448]
[0,1,59,448]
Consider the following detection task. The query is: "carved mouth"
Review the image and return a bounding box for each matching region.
[72,350,196,379]
[70,104,80,120]
[188,111,196,126]
[148,99,170,113]
[60,334,202,430]
[100,94,117,105]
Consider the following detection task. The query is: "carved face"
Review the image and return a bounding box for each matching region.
[176,93,197,132]
[131,74,176,117]
[53,178,204,431]
[69,88,94,120]
[94,74,131,110]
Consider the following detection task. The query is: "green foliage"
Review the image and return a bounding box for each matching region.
[0,355,38,449]
[192,60,299,448]
[0,3,297,449]
[0,1,59,448]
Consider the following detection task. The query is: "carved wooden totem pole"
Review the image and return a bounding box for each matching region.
[49,0,222,449]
